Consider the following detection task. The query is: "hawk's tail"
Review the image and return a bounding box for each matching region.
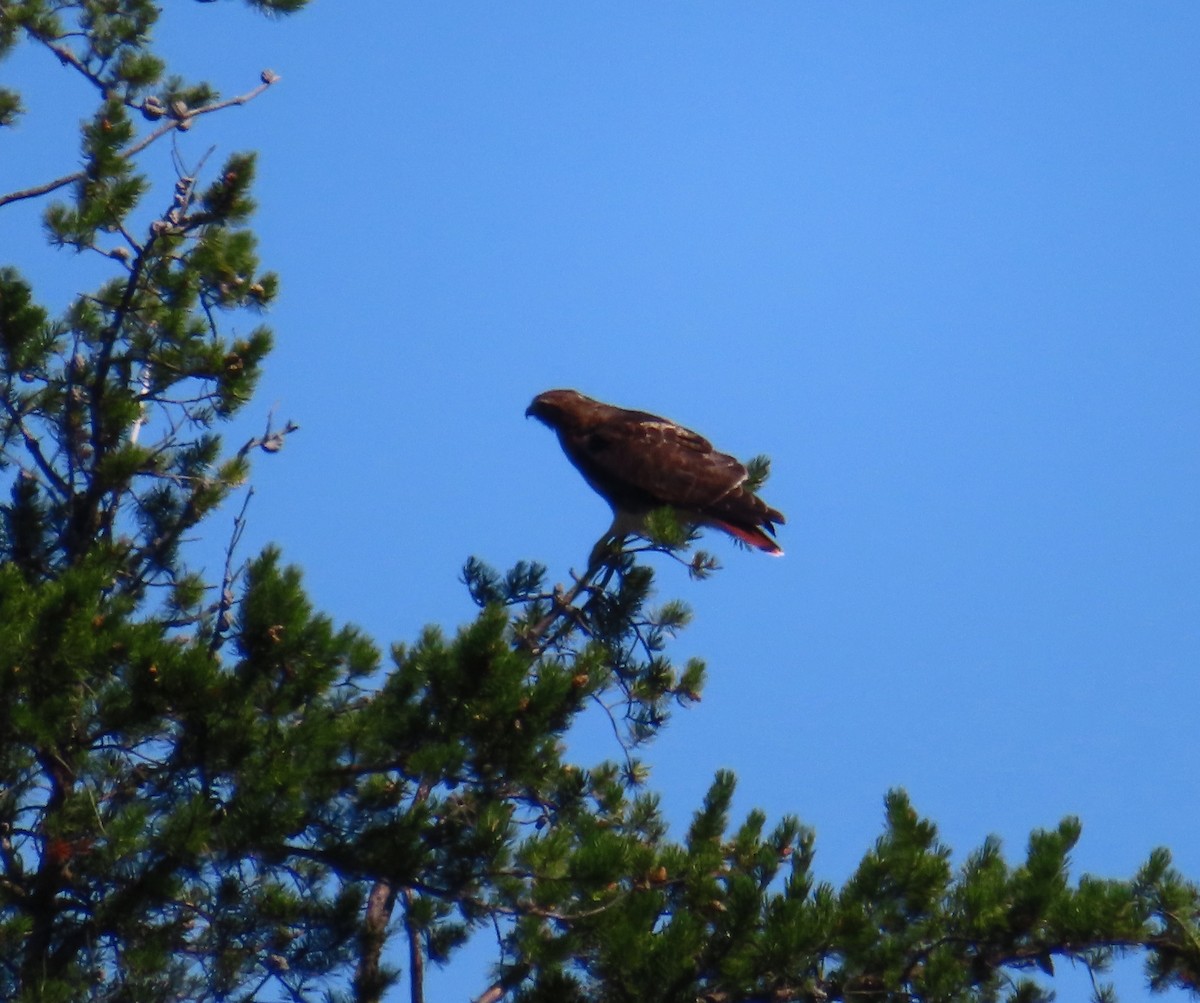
[708,517,784,556]
[704,489,785,556]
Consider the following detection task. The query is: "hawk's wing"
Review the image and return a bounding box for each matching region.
[570,411,749,511]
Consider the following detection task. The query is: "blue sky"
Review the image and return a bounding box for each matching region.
[3,3,1199,999]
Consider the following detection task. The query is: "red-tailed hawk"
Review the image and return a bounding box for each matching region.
[526,389,785,556]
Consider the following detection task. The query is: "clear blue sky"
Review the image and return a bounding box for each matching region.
[3,4,1199,1000]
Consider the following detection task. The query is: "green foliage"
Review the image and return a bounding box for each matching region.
[0,88,21,127]
[743,453,773,493]
[0,551,377,1000]
[3,3,1200,1003]
[491,780,1200,1003]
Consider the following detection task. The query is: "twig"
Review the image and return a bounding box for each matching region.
[208,488,253,654]
[591,693,636,773]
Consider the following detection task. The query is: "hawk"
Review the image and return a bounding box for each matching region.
[526,389,785,555]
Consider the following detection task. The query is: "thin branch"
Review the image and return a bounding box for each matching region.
[0,74,280,209]
[473,890,634,924]
[41,37,107,94]
[591,693,635,771]
[208,488,253,654]
[0,396,71,499]
[1084,959,1108,1001]
[88,227,155,462]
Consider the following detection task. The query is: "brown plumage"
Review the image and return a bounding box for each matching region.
[526,389,785,555]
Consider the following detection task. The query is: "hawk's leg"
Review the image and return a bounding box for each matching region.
[587,530,630,573]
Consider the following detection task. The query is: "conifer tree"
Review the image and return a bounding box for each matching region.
[2,4,1200,1003]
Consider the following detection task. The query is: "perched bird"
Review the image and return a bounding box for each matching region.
[526,389,785,556]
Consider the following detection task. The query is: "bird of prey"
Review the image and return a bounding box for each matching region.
[526,389,785,556]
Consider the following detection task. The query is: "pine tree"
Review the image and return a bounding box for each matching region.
[2,4,1200,1002]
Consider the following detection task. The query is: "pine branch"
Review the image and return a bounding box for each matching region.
[0,73,280,209]
[516,533,621,654]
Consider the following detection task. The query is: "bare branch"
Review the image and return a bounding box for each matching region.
[208,488,253,654]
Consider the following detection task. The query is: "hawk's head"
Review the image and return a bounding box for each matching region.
[525,389,600,432]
